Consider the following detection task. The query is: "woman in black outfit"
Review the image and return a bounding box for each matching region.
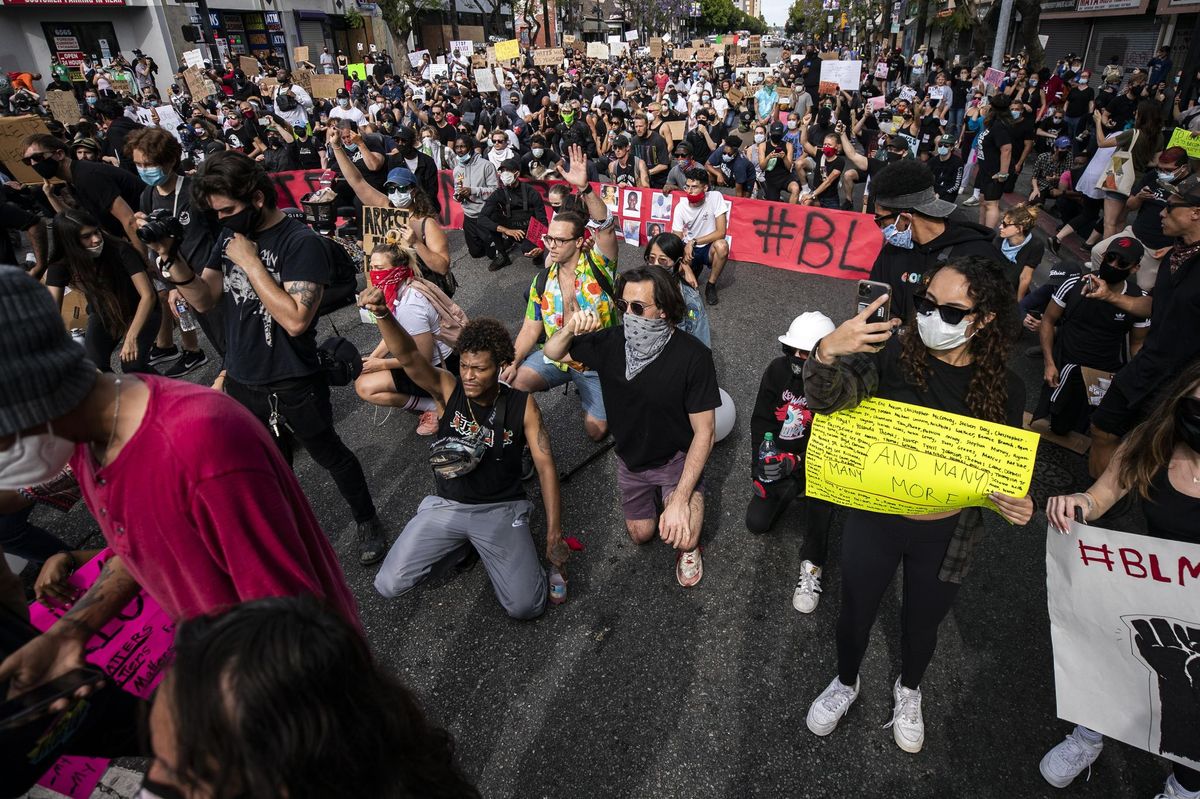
[803,256,1034,753]
[44,209,160,373]
[975,93,1016,229]
[1041,363,1200,798]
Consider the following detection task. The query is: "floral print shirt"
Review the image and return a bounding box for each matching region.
[525,248,618,371]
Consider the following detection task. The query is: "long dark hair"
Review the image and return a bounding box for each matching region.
[898,256,1016,423]
[50,209,134,338]
[168,596,479,799]
[408,184,438,219]
[616,266,687,325]
[1120,360,1200,500]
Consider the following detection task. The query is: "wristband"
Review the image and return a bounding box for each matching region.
[1076,492,1095,517]
[579,183,593,197]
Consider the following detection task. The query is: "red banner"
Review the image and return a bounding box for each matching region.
[270,170,880,280]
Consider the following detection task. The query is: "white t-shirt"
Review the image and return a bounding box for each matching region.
[393,284,452,364]
[329,105,367,126]
[671,191,726,243]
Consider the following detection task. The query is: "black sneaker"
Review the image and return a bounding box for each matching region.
[705,283,719,306]
[488,249,512,272]
[147,344,179,365]
[356,517,388,566]
[162,349,208,378]
[1047,236,1061,257]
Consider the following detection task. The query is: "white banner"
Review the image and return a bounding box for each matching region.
[1047,521,1200,771]
[449,39,474,56]
[818,59,862,90]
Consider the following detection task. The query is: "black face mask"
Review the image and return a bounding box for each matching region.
[1176,400,1200,453]
[1097,260,1132,284]
[32,157,60,180]
[222,203,262,237]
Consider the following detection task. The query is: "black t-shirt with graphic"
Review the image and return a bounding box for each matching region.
[204,215,330,385]
[140,176,219,270]
[434,381,528,505]
[570,326,720,471]
[223,121,262,154]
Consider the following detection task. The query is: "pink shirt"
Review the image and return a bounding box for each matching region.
[71,376,359,625]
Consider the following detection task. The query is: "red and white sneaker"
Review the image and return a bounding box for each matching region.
[676,547,703,587]
[416,411,439,436]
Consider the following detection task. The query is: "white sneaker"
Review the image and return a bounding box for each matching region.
[1039,726,1103,788]
[886,677,925,753]
[806,675,859,736]
[1152,774,1198,799]
[792,560,822,613]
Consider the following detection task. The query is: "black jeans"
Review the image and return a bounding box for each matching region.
[837,509,960,690]
[462,214,492,258]
[745,476,836,568]
[85,307,161,374]
[0,504,68,562]
[224,373,377,524]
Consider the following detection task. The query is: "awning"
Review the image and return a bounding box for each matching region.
[296,10,328,20]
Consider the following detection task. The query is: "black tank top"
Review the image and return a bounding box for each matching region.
[434,381,527,505]
[611,156,639,185]
[1141,466,1200,545]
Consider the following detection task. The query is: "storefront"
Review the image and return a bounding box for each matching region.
[206,8,288,64]
[1157,0,1200,61]
[1040,0,1163,73]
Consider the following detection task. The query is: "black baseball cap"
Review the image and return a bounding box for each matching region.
[1104,236,1145,264]
[1161,173,1200,205]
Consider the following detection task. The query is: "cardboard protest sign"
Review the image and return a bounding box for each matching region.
[111,79,131,95]
[805,397,1039,515]
[662,120,686,141]
[450,39,474,56]
[1047,522,1200,771]
[182,48,204,69]
[183,66,211,100]
[294,68,314,95]
[1080,366,1115,406]
[691,39,704,48]
[0,114,52,184]
[819,51,839,60]
[239,55,259,76]
[819,59,861,90]
[494,38,520,61]
[46,90,81,125]
[472,54,488,68]
[534,48,564,66]
[563,35,577,47]
[674,48,695,62]
[696,47,716,61]
[587,42,610,60]
[610,42,628,57]
[309,74,344,99]
[650,37,663,57]
[29,549,175,799]
[362,205,413,272]
[625,30,639,41]
[1169,127,1200,159]
[61,286,88,331]
[294,45,309,64]
[818,81,839,96]
[474,68,497,93]
[259,77,278,95]
[485,46,497,65]
[726,87,744,106]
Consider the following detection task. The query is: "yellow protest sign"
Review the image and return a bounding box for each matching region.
[1168,127,1200,160]
[494,39,520,61]
[804,398,1039,515]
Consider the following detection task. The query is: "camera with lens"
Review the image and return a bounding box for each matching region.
[137,208,185,244]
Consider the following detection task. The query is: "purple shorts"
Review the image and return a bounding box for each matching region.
[616,451,706,521]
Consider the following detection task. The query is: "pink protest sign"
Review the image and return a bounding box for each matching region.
[983,68,1005,88]
[28,549,176,798]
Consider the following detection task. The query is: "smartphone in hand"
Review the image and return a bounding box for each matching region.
[856,279,892,323]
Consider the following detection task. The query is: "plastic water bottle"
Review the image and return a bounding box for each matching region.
[23,252,36,271]
[548,567,567,605]
[758,432,779,483]
[175,296,197,332]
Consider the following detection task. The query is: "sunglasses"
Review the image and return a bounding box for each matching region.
[914,292,976,326]
[615,298,658,316]
[645,255,676,267]
[21,151,55,166]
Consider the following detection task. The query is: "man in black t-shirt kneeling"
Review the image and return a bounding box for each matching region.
[361,289,566,620]
[543,267,720,588]
[143,151,389,566]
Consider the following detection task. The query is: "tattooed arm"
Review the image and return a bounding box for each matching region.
[524,395,567,571]
[0,555,140,701]
[223,232,325,337]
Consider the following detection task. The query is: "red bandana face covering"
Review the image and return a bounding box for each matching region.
[369,264,414,309]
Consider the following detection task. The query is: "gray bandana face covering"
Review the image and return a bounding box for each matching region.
[623,313,673,379]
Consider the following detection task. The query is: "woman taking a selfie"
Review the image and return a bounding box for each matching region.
[801,255,1033,753]
[45,209,160,373]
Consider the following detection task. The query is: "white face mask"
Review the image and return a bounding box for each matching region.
[754,133,765,144]
[500,171,517,186]
[916,310,975,351]
[787,120,798,130]
[532,147,545,158]
[388,189,412,207]
[0,425,76,490]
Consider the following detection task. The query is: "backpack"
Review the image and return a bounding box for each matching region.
[316,234,360,317]
[533,248,616,306]
[407,277,468,350]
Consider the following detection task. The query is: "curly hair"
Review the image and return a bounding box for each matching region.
[898,255,1017,424]
[456,317,515,368]
[124,126,182,170]
[1002,203,1039,234]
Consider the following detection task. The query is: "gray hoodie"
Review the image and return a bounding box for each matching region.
[451,153,498,218]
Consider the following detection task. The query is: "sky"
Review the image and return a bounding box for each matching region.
[761,0,790,27]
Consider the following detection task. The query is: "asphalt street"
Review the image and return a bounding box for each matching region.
[24,207,1165,799]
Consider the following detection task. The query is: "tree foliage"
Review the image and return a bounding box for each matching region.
[785,0,824,37]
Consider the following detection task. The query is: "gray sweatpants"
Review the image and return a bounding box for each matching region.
[374,495,547,620]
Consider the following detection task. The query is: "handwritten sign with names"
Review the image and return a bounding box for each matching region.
[805,397,1039,515]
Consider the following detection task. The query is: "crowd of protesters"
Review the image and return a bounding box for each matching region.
[0,32,1196,798]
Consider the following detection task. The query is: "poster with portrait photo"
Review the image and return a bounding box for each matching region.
[649,191,673,222]
[644,221,666,243]
[622,220,642,246]
[601,185,619,213]
[621,187,643,217]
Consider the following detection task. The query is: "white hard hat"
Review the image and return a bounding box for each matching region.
[778,311,835,352]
